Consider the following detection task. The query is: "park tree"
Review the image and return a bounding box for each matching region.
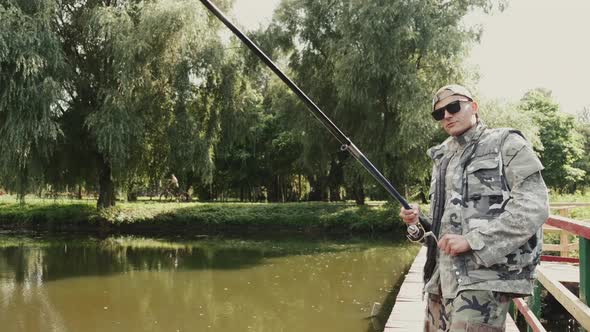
[1,0,235,207]
[519,89,585,192]
[573,106,590,192]
[479,99,542,149]
[0,0,65,202]
[200,50,306,202]
[191,46,273,202]
[259,0,506,204]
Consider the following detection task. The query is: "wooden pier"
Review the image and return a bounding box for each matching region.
[384,247,427,331]
[384,247,520,331]
[385,212,590,332]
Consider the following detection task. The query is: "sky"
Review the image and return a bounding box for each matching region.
[231,0,590,115]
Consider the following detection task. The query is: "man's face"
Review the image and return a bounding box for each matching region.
[433,94,478,137]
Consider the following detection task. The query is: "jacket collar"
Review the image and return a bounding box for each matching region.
[454,121,486,147]
[427,121,486,160]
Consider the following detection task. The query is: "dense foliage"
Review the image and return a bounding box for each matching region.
[1,0,588,208]
[518,89,587,193]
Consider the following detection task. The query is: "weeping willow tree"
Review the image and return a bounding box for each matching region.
[73,0,229,207]
[258,0,506,203]
[0,0,64,202]
[1,0,237,207]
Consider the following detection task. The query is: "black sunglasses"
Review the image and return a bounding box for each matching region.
[431,100,469,121]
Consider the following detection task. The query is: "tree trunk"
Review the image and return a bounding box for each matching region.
[17,168,27,204]
[126,181,137,202]
[97,155,115,209]
[352,175,365,205]
[267,175,283,202]
[298,174,302,201]
[279,175,285,202]
[330,186,341,201]
[327,155,345,202]
[308,174,328,201]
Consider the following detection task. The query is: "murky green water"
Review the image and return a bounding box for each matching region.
[0,234,418,332]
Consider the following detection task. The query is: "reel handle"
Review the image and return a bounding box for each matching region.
[406,222,437,244]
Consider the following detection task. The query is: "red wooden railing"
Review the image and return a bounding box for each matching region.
[512,213,590,332]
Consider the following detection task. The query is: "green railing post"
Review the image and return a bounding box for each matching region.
[581,237,590,306]
[581,237,590,332]
[509,300,517,322]
[527,280,542,332]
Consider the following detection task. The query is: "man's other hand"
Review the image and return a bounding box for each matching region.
[438,234,471,256]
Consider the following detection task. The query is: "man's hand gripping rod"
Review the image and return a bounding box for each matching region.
[339,143,435,243]
[198,0,436,243]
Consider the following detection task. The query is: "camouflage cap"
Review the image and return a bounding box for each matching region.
[432,84,474,110]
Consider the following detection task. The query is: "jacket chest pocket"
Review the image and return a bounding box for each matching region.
[465,157,506,218]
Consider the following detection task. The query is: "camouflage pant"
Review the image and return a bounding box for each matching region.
[424,290,513,332]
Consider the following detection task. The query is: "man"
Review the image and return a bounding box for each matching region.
[400,84,549,331]
[166,173,179,196]
[169,173,179,189]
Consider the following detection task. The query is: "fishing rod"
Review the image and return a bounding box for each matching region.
[198,0,433,242]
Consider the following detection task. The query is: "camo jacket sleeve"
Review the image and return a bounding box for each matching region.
[464,133,549,267]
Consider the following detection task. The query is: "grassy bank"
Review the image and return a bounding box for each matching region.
[1,192,588,235]
[0,196,406,236]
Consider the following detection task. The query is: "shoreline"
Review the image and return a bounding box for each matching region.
[0,199,407,237]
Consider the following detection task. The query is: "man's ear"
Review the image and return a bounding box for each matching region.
[471,101,479,114]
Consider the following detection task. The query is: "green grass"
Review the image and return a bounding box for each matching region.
[548,191,590,203]
[570,206,590,221]
[0,197,96,227]
[1,190,588,235]
[0,195,406,235]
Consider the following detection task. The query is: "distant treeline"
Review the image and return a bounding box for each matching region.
[1,0,588,208]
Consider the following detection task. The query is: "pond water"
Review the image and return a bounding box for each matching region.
[0,234,418,332]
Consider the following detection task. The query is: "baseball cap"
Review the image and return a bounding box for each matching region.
[432,84,473,110]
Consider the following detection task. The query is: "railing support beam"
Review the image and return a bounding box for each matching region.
[527,281,542,332]
[581,237,590,306]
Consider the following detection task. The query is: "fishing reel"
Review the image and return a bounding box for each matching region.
[406,221,437,244]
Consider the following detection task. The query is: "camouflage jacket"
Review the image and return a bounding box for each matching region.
[422,122,549,298]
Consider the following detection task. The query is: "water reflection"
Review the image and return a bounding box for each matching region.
[0,235,418,332]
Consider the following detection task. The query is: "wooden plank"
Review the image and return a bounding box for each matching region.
[557,207,574,217]
[538,262,580,283]
[385,247,427,331]
[542,241,578,254]
[542,244,562,252]
[551,203,590,207]
[541,255,580,263]
[537,266,590,330]
[385,247,519,331]
[542,222,579,258]
[513,297,547,332]
[546,215,590,240]
[560,230,570,257]
[543,224,562,231]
